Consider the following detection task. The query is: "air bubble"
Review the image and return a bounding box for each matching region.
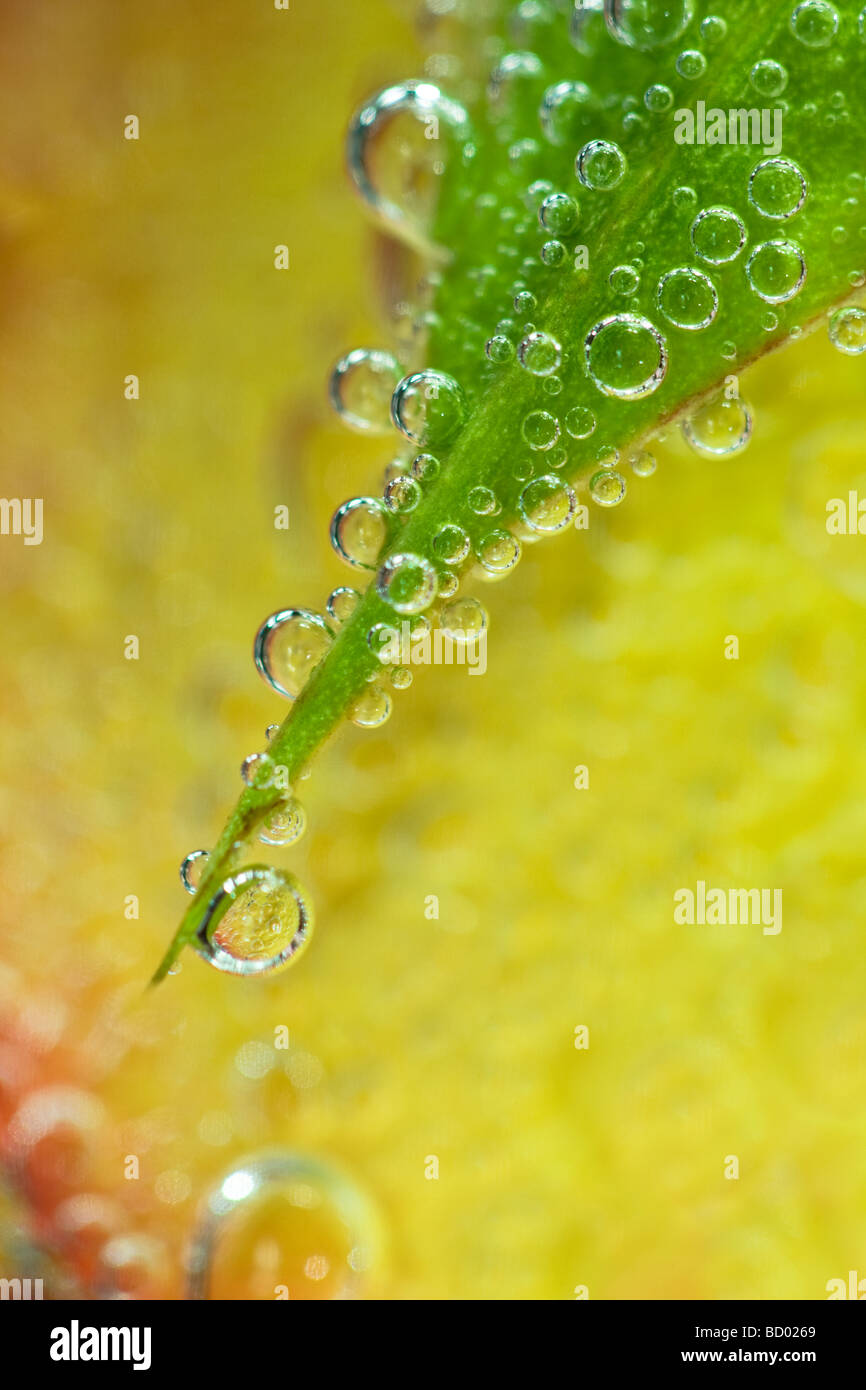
[539,81,593,146]
[478,530,521,573]
[518,474,577,532]
[644,84,674,112]
[690,207,747,264]
[747,158,807,220]
[376,553,438,614]
[391,371,466,447]
[193,866,313,976]
[241,753,274,789]
[565,406,596,438]
[181,851,209,896]
[584,313,668,399]
[468,485,498,514]
[609,264,641,295]
[187,1153,379,1300]
[657,267,718,330]
[349,685,392,727]
[676,49,707,78]
[750,59,788,97]
[432,524,471,564]
[790,1,839,48]
[575,139,626,190]
[326,587,360,624]
[328,350,402,434]
[517,331,562,376]
[383,475,421,513]
[330,497,389,570]
[410,453,440,484]
[254,611,334,700]
[486,334,514,363]
[440,597,488,641]
[605,0,695,50]
[258,799,306,848]
[746,239,806,303]
[346,82,474,255]
[630,449,657,477]
[539,192,578,236]
[589,469,627,506]
[828,306,866,354]
[682,394,753,455]
[522,410,561,450]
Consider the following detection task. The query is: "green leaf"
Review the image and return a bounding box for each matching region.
[154,0,866,982]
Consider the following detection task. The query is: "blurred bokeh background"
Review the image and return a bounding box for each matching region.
[1,0,865,1300]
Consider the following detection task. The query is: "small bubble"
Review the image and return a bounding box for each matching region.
[671,185,698,213]
[746,239,806,303]
[391,371,466,447]
[541,239,567,267]
[522,410,561,450]
[265,724,280,743]
[518,474,577,532]
[513,289,537,316]
[565,406,596,439]
[828,306,866,354]
[657,266,718,330]
[349,686,392,728]
[605,0,695,50]
[630,449,657,477]
[254,611,334,700]
[575,139,626,190]
[747,158,807,220]
[326,587,361,624]
[539,191,579,236]
[330,497,389,570]
[675,49,707,79]
[259,799,307,847]
[539,80,593,145]
[790,1,839,48]
[194,866,313,977]
[432,523,471,564]
[478,529,521,574]
[383,475,421,513]
[468,485,498,515]
[390,666,413,690]
[486,334,514,363]
[644,83,674,113]
[690,206,747,264]
[410,452,440,484]
[328,350,402,434]
[584,312,667,399]
[241,753,274,789]
[517,330,562,376]
[700,14,727,42]
[682,394,753,455]
[589,469,627,507]
[377,552,438,614]
[609,263,641,295]
[750,59,788,97]
[440,596,488,641]
[181,851,209,896]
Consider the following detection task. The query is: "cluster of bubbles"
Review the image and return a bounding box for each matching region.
[179,0,866,976]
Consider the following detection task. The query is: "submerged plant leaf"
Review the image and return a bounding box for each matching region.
[155,0,866,981]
